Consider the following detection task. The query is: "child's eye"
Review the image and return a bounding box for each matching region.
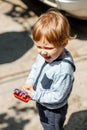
[48,47,54,49]
[37,46,42,49]
[36,46,54,50]
[45,47,54,50]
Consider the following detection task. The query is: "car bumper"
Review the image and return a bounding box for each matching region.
[39,0,87,19]
[56,0,87,19]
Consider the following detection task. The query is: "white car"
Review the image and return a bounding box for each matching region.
[38,0,87,20]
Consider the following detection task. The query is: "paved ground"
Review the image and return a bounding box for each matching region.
[0,0,87,130]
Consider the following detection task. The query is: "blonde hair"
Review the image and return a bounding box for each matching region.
[32,10,75,46]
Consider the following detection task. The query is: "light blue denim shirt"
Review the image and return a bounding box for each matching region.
[26,49,76,109]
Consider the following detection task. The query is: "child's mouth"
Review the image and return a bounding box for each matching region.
[44,56,51,60]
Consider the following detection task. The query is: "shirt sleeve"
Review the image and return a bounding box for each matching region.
[26,55,41,85]
[30,73,74,104]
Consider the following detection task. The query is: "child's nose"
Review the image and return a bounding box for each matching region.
[41,50,47,56]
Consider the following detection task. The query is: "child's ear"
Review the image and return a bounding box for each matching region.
[62,39,68,47]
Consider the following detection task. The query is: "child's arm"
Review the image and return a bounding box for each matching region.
[26,55,42,85]
[29,73,74,104]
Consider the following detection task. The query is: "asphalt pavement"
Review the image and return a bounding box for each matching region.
[0,0,87,130]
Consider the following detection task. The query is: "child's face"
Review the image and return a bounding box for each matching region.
[35,40,65,63]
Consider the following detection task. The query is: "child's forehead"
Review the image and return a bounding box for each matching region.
[34,34,59,47]
[35,40,55,47]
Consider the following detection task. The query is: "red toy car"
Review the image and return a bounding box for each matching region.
[13,88,30,102]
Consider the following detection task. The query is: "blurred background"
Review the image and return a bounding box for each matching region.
[0,0,87,130]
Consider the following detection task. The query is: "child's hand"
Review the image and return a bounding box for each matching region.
[22,83,34,96]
